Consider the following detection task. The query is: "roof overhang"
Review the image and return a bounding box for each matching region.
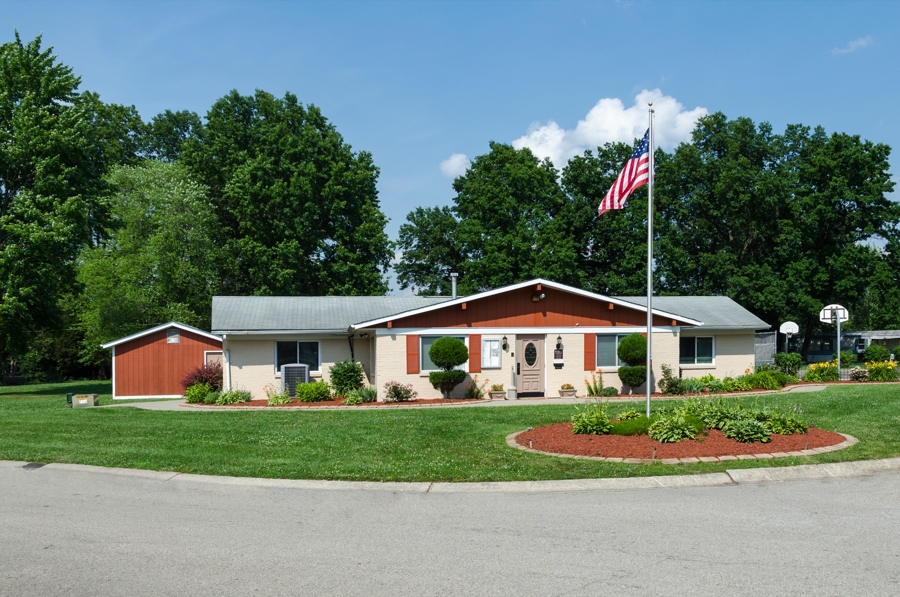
[350,278,702,330]
[101,321,221,349]
[213,329,350,336]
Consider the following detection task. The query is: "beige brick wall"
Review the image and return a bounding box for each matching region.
[677,331,755,380]
[226,337,372,400]
[576,331,679,396]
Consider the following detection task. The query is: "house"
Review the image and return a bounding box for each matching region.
[788,330,900,363]
[101,322,223,399]
[212,279,769,400]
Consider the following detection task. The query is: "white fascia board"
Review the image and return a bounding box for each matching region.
[350,278,702,329]
[212,329,349,337]
[375,326,679,336]
[101,321,221,349]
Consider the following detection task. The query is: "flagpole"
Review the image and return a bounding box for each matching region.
[646,105,655,418]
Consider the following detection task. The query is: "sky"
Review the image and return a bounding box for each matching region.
[4,0,898,290]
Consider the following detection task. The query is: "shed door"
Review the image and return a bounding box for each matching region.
[516,335,545,397]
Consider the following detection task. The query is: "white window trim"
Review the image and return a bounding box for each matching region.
[274,340,322,374]
[419,335,469,374]
[680,336,716,366]
[595,333,629,370]
[481,337,502,369]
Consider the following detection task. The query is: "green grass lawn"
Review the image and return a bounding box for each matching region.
[1,380,898,482]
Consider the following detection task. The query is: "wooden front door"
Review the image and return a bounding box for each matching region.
[516,335,545,397]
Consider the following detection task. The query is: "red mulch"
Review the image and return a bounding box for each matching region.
[515,422,846,459]
[196,397,486,408]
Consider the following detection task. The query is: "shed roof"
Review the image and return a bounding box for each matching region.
[101,322,222,349]
[616,296,770,330]
[212,296,452,334]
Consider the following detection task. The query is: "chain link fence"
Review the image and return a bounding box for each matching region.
[754,332,776,367]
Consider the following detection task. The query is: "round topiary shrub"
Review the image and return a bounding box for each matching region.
[429,370,467,398]
[617,333,647,366]
[429,337,469,370]
[617,365,647,392]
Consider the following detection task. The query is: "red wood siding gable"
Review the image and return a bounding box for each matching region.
[379,287,674,329]
[114,328,222,397]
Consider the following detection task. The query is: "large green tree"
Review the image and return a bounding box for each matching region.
[76,161,220,365]
[182,90,392,296]
[397,143,579,294]
[0,33,108,366]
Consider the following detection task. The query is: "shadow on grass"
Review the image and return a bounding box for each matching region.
[0,380,112,397]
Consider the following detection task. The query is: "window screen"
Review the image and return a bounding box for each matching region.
[276,341,320,372]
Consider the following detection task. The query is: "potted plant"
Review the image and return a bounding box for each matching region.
[558,383,577,398]
[489,383,506,400]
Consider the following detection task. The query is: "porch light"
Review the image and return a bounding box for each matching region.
[502,336,508,351]
[556,335,562,349]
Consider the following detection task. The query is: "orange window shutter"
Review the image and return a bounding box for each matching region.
[584,334,596,371]
[469,334,481,373]
[406,335,419,374]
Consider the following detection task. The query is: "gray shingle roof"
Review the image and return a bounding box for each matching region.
[212,296,452,333]
[617,296,770,330]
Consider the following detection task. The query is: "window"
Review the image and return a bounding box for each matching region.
[857,338,866,352]
[166,329,180,344]
[596,334,628,368]
[276,341,320,372]
[421,336,466,371]
[680,336,714,365]
[482,338,501,369]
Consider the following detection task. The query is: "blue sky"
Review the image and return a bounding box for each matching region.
[5,0,898,287]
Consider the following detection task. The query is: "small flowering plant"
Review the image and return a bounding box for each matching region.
[561,383,575,390]
[465,375,488,398]
[263,383,292,406]
[383,381,417,402]
[490,383,504,391]
[584,368,604,397]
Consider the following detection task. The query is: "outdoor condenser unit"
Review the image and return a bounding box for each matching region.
[280,364,310,397]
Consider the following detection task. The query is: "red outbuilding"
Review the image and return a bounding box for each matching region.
[101,322,223,399]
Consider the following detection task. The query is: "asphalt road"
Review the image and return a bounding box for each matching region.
[2,461,898,597]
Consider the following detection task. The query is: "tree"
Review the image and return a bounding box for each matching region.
[146,109,203,162]
[0,33,108,367]
[76,161,220,366]
[397,143,578,294]
[182,89,393,296]
[427,337,469,398]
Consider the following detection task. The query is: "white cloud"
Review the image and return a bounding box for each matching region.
[833,36,874,55]
[439,153,471,178]
[511,89,707,168]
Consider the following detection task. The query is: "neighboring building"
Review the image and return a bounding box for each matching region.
[212,279,769,400]
[789,330,900,363]
[101,322,223,399]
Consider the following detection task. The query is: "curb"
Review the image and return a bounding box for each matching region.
[7,455,900,494]
[506,430,859,464]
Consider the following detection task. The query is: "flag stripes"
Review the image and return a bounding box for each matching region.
[598,129,650,216]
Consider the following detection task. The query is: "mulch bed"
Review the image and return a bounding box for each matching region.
[195,397,486,408]
[515,422,846,460]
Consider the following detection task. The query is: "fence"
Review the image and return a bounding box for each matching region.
[754,332,776,366]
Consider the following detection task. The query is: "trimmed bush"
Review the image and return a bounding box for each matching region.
[617,366,646,392]
[383,381,417,402]
[864,343,891,363]
[216,389,252,405]
[428,337,469,370]
[181,363,223,392]
[296,381,331,403]
[184,382,211,404]
[722,418,771,443]
[429,370,467,397]
[773,352,803,376]
[600,386,619,397]
[571,401,612,435]
[617,333,647,366]
[329,360,365,396]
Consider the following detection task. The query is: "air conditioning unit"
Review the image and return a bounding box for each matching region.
[281,364,310,397]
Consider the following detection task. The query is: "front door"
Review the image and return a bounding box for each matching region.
[516,335,545,397]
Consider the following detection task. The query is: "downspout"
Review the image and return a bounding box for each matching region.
[348,335,355,360]
[223,334,231,392]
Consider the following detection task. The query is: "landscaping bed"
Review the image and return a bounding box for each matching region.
[515,422,846,459]
[190,397,487,408]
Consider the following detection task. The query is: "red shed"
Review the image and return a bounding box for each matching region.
[101,322,223,399]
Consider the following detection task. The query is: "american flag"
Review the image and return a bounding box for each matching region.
[598,129,650,216]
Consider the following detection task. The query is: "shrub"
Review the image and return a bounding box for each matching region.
[774,353,804,376]
[833,350,857,366]
[296,381,332,402]
[584,369,604,397]
[741,371,781,391]
[428,337,469,369]
[617,407,642,420]
[804,361,839,382]
[864,343,891,363]
[203,391,220,404]
[216,389,252,405]
[765,409,808,435]
[698,374,718,385]
[383,381,417,402]
[769,371,798,386]
[342,393,362,406]
[707,379,725,393]
[571,401,612,435]
[681,378,706,394]
[866,360,900,382]
[617,366,646,392]
[464,374,488,398]
[722,377,752,392]
[617,333,646,366]
[184,382,211,404]
[648,413,700,443]
[181,363,223,392]
[610,415,652,436]
[428,337,469,398]
[600,386,619,397]
[329,360,366,396]
[849,367,869,382]
[697,399,745,430]
[722,418,771,443]
[659,364,682,395]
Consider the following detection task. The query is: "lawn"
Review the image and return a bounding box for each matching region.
[1,380,898,482]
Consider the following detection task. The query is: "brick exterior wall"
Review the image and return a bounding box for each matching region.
[679,330,755,380]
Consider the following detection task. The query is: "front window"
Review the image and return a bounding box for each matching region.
[680,336,714,365]
[596,334,628,368]
[276,341,320,372]
[421,336,466,371]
